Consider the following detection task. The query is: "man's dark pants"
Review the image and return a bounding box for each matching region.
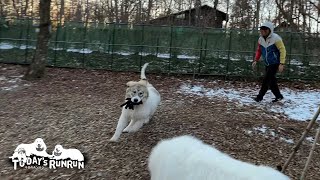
[257,64,283,100]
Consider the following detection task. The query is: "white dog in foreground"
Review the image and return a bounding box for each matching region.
[148,135,290,180]
[110,63,161,142]
[51,145,84,161]
[10,138,50,162]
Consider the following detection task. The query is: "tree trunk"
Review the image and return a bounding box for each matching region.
[12,0,20,18]
[107,0,114,23]
[255,0,261,29]
[275,0,296,31]
[0,0,3,17]
[114,0,119,23]
[146,0,153,23]
[59,0,64,22]
[24,0,51,80]
[213,0,218,8]
[23,0,29,16]
[194,0,201,26]
[136,0,142,23]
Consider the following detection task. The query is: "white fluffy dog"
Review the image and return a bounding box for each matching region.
[110,63,161,142]
[10,138,50,161]
[148,135,290,180]
[51,144,84,161]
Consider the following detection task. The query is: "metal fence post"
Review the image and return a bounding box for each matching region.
[24,18,31,64]
[82,20,88,68]
[287,31,293,79]
[110,23,116,70]
[18,18,23,50]
[54,20,60,66]
[198,27,204,76]
[169,26,173,73]
[156,35,159,56]
[107,23,112,69]
[226,30,232,77]
[63,23,67,50]
[252,31,257,77]
[139,24,145,70]
[201,31,208,75]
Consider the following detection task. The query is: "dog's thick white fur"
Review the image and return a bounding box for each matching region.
[110,63,161,142]
[10,138,50,161]
[148,135,290,180]
[51,144,84,161]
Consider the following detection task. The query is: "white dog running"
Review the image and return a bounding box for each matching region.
[110,63,161,142]
[10,138,50,162]
[51,144,84,161]
[148,135,290,180]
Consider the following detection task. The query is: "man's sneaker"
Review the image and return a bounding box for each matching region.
[272,96,283,102]
[253,97,262,102]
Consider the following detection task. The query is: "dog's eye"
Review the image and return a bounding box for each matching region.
[138,92,143,96]
[133,91,137,94]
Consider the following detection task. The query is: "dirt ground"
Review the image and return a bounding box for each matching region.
[1,63,320,180]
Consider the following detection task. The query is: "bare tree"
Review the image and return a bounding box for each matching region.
[194,0,201,26]
[229,0,254,29]
[136,0,142,23]
[22,0,29,16]
[60,0,64,22]
[1,0,319,31]
[114,0,119,23]
[146,0,153,23]
[12,0,21,17]
[211,0,219,27]
[213,0,218,8]
[299,0,308,32]
[0,0,5,16]
[25,0,51,80]
[254,0,261,29]
[187,0,193,25]
[74,1,83,21]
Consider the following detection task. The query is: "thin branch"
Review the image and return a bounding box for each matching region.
[308,0,320,11]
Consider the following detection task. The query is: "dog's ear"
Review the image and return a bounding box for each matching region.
[125,87,132,98]
[126,81,136,87]
[43,143,47,150]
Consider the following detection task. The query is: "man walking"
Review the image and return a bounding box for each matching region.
[252,21,286,102]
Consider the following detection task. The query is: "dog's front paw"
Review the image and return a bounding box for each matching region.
[123,127,132,133]
[123,127,138,133]
[109,136,119,142]
[126,128,139,133]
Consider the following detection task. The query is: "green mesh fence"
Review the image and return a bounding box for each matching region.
[0,17,319,80]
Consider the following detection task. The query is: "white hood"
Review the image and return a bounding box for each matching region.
[260,21,274,34]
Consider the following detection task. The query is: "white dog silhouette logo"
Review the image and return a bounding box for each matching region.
[9,138,85,170]
[51,144,84,161]
[10,138,50,161]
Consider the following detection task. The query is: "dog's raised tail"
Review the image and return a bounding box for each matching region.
[141,63,149,80]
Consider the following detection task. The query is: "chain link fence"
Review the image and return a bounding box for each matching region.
[0,17,319,80]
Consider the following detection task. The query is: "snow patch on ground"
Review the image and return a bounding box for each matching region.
[179,83,320,121]
[0,75,29,91]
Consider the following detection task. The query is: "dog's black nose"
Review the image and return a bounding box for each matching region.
[133,99,138,102]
